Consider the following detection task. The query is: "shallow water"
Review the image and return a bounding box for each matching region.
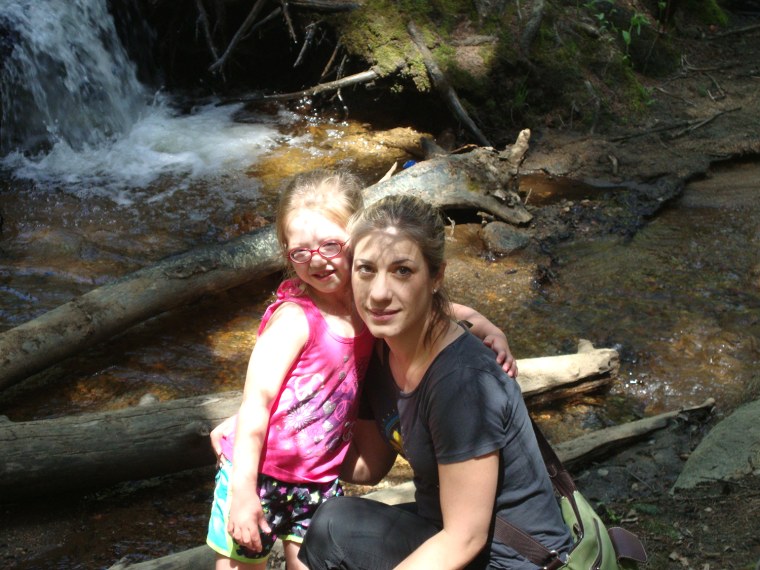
[2,156,759,570]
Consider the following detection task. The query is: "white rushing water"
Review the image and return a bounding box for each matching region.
[0,0,297,202]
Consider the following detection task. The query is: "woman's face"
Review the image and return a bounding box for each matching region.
[352,228,441,343]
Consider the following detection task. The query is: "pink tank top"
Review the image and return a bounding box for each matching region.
[221,279,375,483]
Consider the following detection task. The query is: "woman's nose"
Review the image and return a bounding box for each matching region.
[368,273,391,301]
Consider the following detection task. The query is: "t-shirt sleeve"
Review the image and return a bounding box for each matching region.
[424,365,511,464]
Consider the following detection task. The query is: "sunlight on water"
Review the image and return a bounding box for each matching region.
[1,101,295,201]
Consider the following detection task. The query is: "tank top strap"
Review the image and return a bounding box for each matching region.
[258,279,324,336]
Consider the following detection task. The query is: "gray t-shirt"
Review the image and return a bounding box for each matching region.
[360,330,572,568]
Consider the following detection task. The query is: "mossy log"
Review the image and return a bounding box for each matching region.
[0,132,532,393]
[0,344,614,502]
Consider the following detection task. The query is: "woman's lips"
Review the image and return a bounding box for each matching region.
[366,308,397,322]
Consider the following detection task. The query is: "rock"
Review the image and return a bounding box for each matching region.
[672,399,760,491]
[480,221,532,255]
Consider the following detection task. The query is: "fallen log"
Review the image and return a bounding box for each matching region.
[0,132,531,392]
[0,226,284,392]
[520,339,619,406]
[106,398,715,570]
[0,345,615,501]
[407,21,491,148]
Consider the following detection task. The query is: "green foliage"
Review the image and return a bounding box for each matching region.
[583,0,651,64]
[693,0,729,26]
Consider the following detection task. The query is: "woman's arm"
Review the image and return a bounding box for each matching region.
[340,418,397,485]
[450,303,517,377]
[226,303,308,552]
[394,452,499,570]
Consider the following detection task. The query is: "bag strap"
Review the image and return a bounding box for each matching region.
[491,419,578,568]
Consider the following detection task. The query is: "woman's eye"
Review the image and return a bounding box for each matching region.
[395,266,412,276]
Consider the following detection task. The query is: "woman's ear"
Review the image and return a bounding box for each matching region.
[433,262,446,292]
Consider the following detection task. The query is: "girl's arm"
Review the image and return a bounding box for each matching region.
[450,303,517,377]
[340,418,397,485]
[226,303,308,552]
[394,452,499,570]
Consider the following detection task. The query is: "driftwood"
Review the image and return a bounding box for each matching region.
[107,398,716,570]
[0,134,531,393]
[407,22,491,148]
[0,345,615,501]
[519,339,619,406]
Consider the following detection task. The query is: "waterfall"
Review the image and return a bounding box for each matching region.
[0,0,147,155]
[0,0,291,198]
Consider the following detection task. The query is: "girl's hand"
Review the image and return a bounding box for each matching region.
[209,415,236,463]
[227,486,271,552]
[483,334,518,378]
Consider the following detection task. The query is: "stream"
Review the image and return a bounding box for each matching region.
[1,0,759,567]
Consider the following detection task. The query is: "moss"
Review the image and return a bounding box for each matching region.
[690,0,729,26]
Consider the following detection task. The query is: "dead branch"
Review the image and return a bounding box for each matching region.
[710,23,760,38]
[667,107,741,139]
[406,22,492,148]
[287,0,360,10]
[209,0,268,73]
[293,21,319,67]
[280,0,297,42]
[219,65,391,104]
[519,0,545,57]
[320,41,342,80]
[195,0,220,62]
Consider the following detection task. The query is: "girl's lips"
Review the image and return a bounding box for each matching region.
[312,269,335,280]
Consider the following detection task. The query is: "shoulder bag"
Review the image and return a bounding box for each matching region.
[493,420,648,569]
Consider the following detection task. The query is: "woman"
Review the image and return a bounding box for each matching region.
[298,195,572,569]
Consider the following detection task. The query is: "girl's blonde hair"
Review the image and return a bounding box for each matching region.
[275,169,364,261]
[349,194,451,346]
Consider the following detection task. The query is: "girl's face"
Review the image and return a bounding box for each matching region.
[284,208,351,297]
[351,228,441,343]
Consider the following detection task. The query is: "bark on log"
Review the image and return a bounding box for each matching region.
[363,136,533,226]
[0,346,615,501]
[0,134,531,393]
[0,226,284,392]
[107,398,716,570]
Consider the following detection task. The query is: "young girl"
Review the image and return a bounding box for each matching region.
[207,170,516,570]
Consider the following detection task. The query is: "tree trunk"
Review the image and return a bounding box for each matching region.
[0,133,532,393]
[0,345,615,501]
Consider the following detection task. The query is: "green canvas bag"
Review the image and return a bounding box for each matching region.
[493,420,647,569]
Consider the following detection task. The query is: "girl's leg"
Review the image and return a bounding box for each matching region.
[283,540,309,570]
[215,553,268,570]
[298,496,439,570]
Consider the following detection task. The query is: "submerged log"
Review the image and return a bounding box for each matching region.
[107,398,716,570]
[0,345,614,501]
[0,132,532,393]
